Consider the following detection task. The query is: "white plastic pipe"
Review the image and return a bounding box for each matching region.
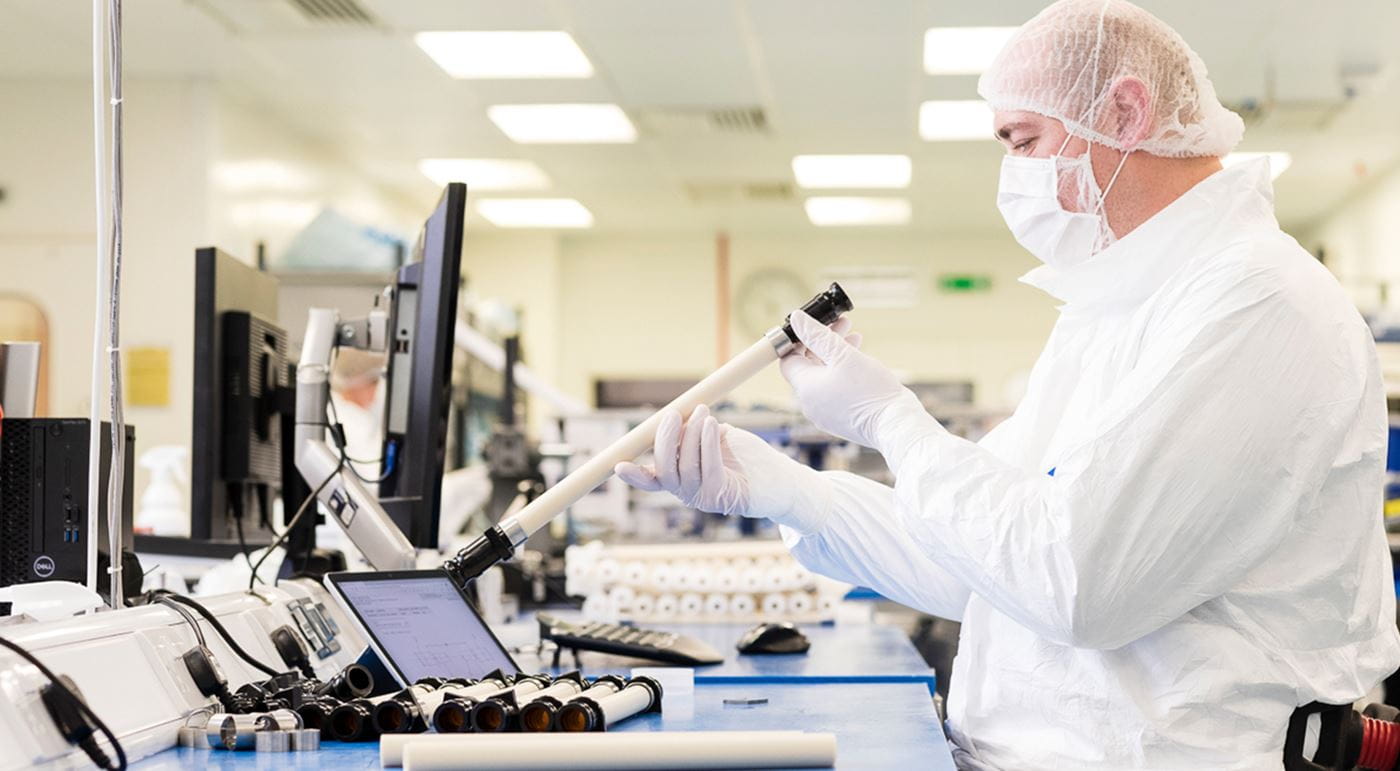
[500,338,779,541]
[399,731,837,770]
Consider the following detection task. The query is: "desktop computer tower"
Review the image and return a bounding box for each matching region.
[0,418,137,599]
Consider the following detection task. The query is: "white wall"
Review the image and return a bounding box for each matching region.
[460,229,1059,417]
[0,77,418,501]
[1301,165,1400,310]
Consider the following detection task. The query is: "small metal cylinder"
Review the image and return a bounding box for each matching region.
[254,730,291,752]
[290,728,320,752]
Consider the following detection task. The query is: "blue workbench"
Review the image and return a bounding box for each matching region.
[503,620,937,694]
[132,619,953,769]
[135,681,951,770]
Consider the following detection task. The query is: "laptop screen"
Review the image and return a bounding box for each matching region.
[327,570,519,684]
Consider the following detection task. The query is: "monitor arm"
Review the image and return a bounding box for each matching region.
[295,307,416,570]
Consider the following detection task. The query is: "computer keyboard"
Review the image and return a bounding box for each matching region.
[536,613,724,666]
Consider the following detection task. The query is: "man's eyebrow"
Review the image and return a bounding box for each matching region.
[995,121,1034,141]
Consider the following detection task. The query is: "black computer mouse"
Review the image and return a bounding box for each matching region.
[736,622,811,655]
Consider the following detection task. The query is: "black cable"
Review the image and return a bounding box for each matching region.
[151,592,283,679]
[155,596,205,648]
[249,449,344,592]
[0,635,126,770]
[326,394,394,484]
[231,499,264,586]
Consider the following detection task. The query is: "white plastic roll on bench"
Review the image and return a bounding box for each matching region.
[394,731,838,770]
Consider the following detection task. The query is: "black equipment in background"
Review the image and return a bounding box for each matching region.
[377,183,466,548]
[0,418,141,602]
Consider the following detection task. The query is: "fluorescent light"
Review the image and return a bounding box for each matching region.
[414,31,593,79]
[919,100,994,141]
[923,27,1018,75]
[1223,151,1293,180]
[487,104,637,144]
[804,197,911,227]
[418,159,551,190]
[212,160,316,193]
[475,198,594,228]
[792,155,912,189]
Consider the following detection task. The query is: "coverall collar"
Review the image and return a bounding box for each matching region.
[1019,157,1279,311]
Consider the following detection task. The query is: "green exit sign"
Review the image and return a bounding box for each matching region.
[938,274,992,293]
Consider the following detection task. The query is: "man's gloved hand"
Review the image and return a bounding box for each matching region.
[779,310,927,453]
[614,404,832,535]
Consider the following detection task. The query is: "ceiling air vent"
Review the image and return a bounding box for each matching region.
[285,0,375,25]
[639,106,770,136]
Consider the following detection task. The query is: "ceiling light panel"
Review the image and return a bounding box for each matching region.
[487,104,638,144]
[475,198,594,228]
[418,159,552,190]
[792,155,912,189]
[414,31,593,79]
[923,27,1018,75]
[804,197,911,227]
[919,100,994,141]
[1222,151,1293,180]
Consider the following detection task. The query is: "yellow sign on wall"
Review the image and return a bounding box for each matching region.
[126,347,170,407]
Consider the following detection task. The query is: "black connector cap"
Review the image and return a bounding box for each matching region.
[443,526,517,586]
[270,625,313,677]
[781,282,853,345]
[181,645,229,699]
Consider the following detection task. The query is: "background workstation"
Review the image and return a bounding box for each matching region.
[4,0,1400,769]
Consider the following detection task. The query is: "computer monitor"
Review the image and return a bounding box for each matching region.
[377,183,466,548]
[189,248,288,546]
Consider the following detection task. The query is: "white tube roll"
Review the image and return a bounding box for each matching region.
[730,593,756,616]
[501,339,781,538]
[704,593,730,616]
[761,593,788,616]
[817,595,837,616]
[763,567,791,592]
[654,593,679,617]
[691,569,713,592]
[649,563,674,590]
[399,731,837,770]
[622,560,648,585]
[596,559,622,584]
[608,586,636,615]
[632,594,655,617]
[739,568,765,592]
[582,594,609,621]
[714,567,739,592]
[787,592,813,615]
[679,592,704,618]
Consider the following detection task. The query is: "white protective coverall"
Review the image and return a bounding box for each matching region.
[781,158,1400,769]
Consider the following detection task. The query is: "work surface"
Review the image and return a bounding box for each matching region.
[134,619,953,770]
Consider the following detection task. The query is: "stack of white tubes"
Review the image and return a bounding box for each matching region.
[564,541,847,624]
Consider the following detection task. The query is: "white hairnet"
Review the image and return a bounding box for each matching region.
[978,0,1244,158]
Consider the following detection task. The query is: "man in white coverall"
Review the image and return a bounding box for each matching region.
[616,0,1400,768]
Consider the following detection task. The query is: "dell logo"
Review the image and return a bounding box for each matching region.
[32,555,55,578]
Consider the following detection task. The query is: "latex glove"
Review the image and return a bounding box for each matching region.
[779,309,926,452]
[614,404,833,535]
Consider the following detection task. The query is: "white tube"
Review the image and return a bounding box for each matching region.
[648,563,674,590]
[714,567,739,592]
[631,594,655,617]
[622,560,648,585]
[739,568,765,592]
[704,593,730,616]
[85,0,108,601]
[788,592,813,615]
[678,593,704,618]
[654,594,678,618]
[762,594,788,616]
[400,731,837,770]
[596,559,622,584]
[501,339,779,540]
[763,567,791,592]
[730,593,756,616]
[582,594,609,621]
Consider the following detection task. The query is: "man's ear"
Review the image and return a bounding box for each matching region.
[1107,77,1152,148]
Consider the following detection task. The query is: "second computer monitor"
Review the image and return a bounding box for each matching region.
[377,183,466,548]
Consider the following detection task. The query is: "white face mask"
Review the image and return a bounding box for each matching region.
[997,135,1130,269]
